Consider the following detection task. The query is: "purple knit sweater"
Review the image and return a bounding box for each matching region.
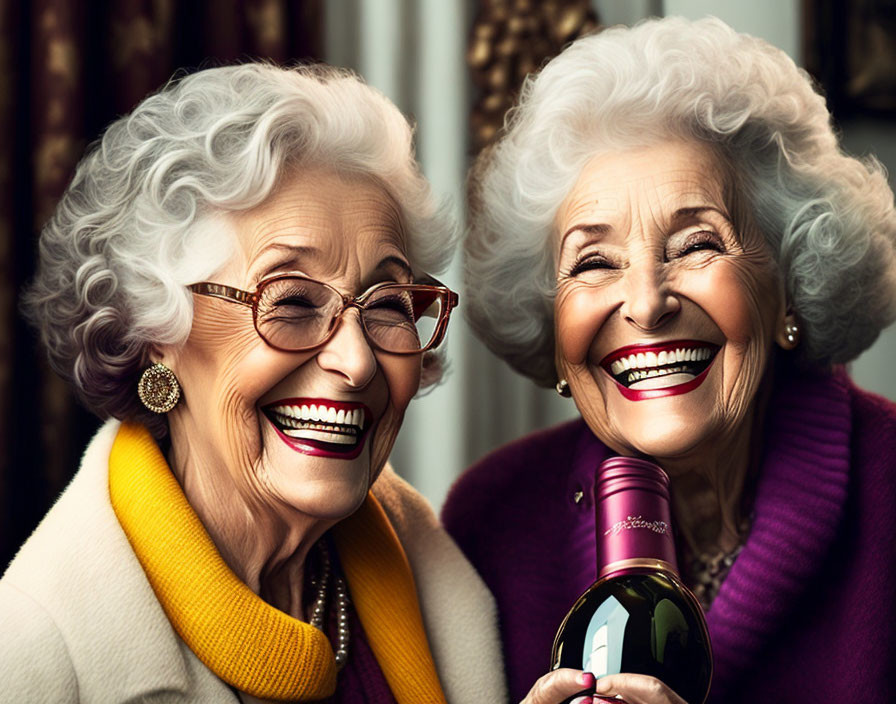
[442,368,896,703]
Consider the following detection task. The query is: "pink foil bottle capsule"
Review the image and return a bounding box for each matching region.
[595,456,679,579]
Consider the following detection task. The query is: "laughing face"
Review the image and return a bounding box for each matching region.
[162,169,420,524]
[554,140,786,464]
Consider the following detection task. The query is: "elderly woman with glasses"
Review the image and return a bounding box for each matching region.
[443,16,896,704]
[0,63,505,703]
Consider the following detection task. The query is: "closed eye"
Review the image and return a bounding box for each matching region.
[682,240,722,255]
[569,255,616,277]
[273,295,316,308]
[366,294,415,321]
[668,230,725,260]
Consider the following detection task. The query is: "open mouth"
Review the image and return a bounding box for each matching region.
[600,340,720,399]
[263,399,372,459]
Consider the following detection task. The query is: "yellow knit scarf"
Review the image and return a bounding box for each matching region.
[109,422,447,703]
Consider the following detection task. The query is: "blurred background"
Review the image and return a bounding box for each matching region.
[2,0,894,569]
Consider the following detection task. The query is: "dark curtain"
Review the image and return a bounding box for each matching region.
[467,0,599,154]
[0,0,322,570]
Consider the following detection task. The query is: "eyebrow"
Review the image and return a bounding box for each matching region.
[254,244,413,282]
[559,223,611,249]
[254,244,316,280]
[672,206,729,222]
[378,255,414,279]
[560,205,730,247]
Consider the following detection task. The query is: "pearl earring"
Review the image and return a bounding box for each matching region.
[784,321,800,347]
[555,379,572,397]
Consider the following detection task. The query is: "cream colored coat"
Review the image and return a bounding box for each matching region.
[0,420,506,703]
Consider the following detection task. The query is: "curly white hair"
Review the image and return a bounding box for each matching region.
[22,62,457,435]
[465,16,896,386]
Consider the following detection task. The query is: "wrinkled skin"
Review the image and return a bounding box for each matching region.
[554,140,785,472]
[158,169,421,622]
[525,140,795,704]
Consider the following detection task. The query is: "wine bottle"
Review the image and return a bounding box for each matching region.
[551,456,712,704]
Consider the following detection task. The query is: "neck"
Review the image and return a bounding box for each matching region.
[165,431,329,619]
[661,430,755,558]
[657,377,772,559]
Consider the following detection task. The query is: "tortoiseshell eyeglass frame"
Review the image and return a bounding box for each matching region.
[188,271,459,355]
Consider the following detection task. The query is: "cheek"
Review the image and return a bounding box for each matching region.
[555,286,609,366]
[381,356,422,414]
[368,356,421,475]
[693,258,781,346]
[211,347,279,476]
[184,308,312,468]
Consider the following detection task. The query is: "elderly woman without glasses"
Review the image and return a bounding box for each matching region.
[443,16,896,704]
[0,63,506,703]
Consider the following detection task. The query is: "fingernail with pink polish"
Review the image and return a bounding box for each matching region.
[578,671,595,687]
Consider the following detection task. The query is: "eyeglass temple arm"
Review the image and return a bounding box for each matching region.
[189,282,255,307]
[426,289,459,350]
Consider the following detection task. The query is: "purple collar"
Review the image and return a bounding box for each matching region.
[568,368,853,696]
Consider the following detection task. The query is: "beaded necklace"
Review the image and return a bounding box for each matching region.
[685,515,753,611]
[308,541,351,669]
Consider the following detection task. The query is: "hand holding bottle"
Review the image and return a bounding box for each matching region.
[519,669,594,704]
[520,668,689,704]
[591,672,688,703]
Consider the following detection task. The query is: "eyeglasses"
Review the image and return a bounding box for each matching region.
[189,272,458,354]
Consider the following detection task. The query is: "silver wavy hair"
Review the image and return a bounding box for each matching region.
[22,62,457,436]
[466,16,896,387]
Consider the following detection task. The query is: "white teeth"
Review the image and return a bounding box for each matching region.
[609,346,715,375]
[282,427,357,444]
[629,371,696,390]
[268,403,367,431]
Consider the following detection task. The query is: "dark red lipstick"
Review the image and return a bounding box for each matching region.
[262,398,373,459]
[600,340,720,402]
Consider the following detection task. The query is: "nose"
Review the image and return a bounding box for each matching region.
[619,259,680,331]
[315,308,378,388]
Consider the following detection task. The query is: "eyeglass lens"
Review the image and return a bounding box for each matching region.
[255,278,444,352]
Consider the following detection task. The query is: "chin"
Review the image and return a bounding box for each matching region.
[256,425,375,520]
[615,417,712,465]
[276,470,372,521]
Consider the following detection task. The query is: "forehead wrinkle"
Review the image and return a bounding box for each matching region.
[236,193,407,291]
[241,200,337,264]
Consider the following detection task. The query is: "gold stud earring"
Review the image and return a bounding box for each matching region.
[555,379,572,397]
[137,363,181,413]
